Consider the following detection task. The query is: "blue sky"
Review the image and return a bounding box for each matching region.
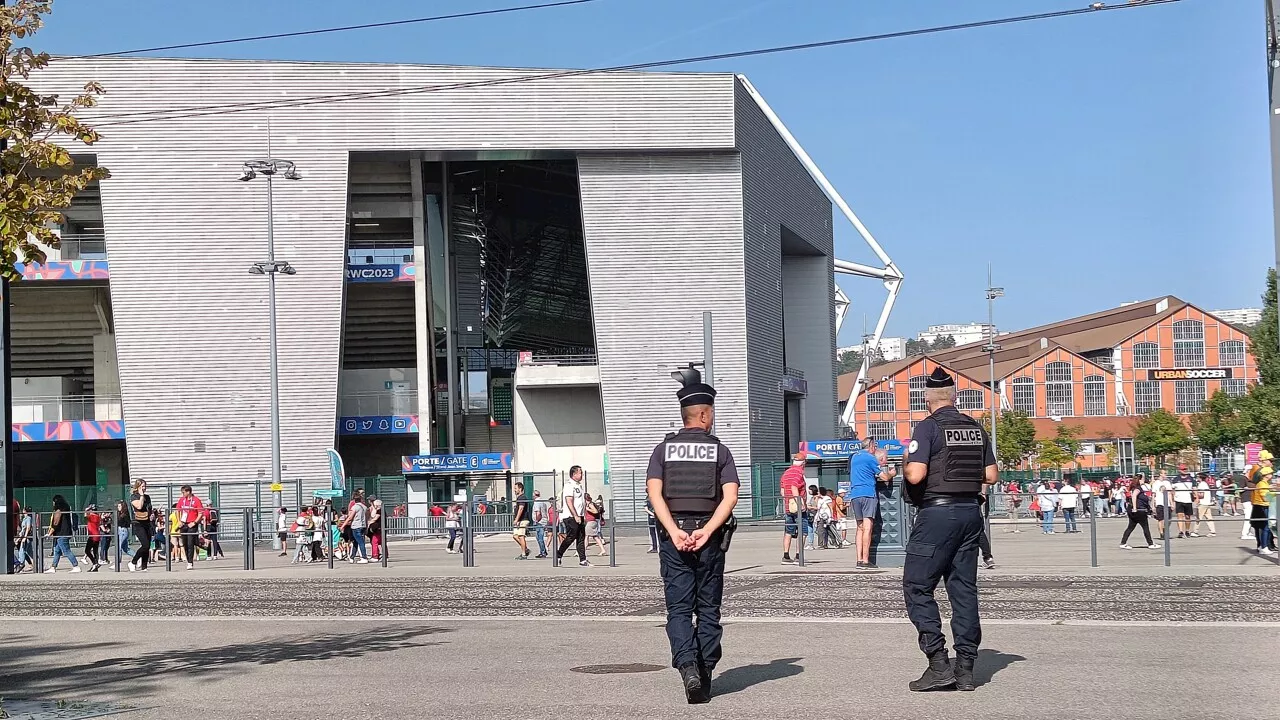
[35,0,1271,344]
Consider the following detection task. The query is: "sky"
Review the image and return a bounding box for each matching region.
[32,0,1273,345]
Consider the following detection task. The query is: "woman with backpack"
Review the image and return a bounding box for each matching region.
[45,495,81,573]
[129,480,155,571]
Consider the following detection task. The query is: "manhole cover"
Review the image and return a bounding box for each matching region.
[0,699,134,719]
[570,663,666,675]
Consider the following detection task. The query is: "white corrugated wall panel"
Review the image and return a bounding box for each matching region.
[25,59,738,494]
[578,154,749,520]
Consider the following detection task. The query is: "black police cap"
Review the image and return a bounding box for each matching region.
[677,383,717,408]
[924,367,955,389]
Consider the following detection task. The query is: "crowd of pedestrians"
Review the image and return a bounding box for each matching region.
[991,456,1276,556]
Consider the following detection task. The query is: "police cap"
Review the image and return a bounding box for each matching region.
[677,383,717,408]
[924,367,955,389]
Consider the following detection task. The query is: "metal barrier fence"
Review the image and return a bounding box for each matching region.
[13,489,1275,574]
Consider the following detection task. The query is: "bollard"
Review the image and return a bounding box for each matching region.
[33,516,44,574]
[165,485,174,573]
[326,506,335,570]
[381,513,389,568]
[463,485,475,568]
[552,520,561,568]
[114,522,122,572]
[1089,497,1098,568]
[1163,490,1172,568]
[796,509,806,568]
[241,507,252,568]
[609,500,617,568]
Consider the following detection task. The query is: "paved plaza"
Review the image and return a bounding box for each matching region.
[3,519,1277,718]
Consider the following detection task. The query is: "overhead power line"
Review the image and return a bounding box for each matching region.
[89,0,1184,129]
[79,0,607,58]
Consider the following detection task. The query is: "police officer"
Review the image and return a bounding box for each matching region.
[645,378,740,704]
[901,367,997,692]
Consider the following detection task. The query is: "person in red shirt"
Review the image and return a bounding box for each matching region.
[174,485,205,570]
[779,452,811,565]
[84,505,103,569]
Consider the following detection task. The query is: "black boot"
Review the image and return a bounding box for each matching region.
[700,666,713,699]
[953,655,975,691]
[678,663,708,704]
[909,650,956,692]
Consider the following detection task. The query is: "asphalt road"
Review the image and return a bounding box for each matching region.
[2,618,1276,720]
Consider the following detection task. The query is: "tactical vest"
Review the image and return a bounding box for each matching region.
[923,408,986,498]
[661,430,721,516]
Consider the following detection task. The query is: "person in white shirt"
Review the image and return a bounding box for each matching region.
[1171,469,1196,539]
[1151,473,1173,538]
[1193,473,1216,537]
[555,465,590,566]
[1036,482,1058,534]
[1058,480,1080,533]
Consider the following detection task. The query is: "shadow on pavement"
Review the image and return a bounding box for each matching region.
[0,625,452,699]
[974,648,1025,686]
[713,657,804,695]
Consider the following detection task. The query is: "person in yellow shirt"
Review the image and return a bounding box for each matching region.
[1246,465,1274,556]
[168,506,184,563]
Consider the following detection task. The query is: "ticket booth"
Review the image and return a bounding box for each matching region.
[798,438,908,567]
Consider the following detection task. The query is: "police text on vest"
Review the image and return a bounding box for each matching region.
[944,428,984,446]
[665,443,719,462]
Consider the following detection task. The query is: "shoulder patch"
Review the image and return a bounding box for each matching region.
[908,440,919,454]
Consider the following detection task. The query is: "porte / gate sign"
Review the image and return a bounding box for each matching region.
[402,453,513,474]
[799,439,906,459]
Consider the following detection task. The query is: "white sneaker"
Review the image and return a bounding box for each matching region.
[357,559,369,564]
[1189,533,1200,538]
[1147,544,1162,549]
[186,563,193,570]
[1260,548,1277,556]
[44,567,55,574]
[128,561,137,572]
[70,566,82,573]
[1119,544,1132,549]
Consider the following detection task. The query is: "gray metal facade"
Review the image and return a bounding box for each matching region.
[734,80,838,462]
[578,153,749,513]
[29,59,833,497]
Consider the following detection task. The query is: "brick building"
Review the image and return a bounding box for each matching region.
[838,297,1257,471]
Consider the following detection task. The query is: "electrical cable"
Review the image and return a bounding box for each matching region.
[88,0,1184,128]
[77,0,607,58]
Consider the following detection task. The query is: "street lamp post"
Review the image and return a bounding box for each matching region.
[240,159,300,518]
[984,265,1004,464]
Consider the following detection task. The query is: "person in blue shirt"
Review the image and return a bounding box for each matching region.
[848,438,896,569]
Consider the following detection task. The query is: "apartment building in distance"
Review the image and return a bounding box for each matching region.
[840,297,1258,472]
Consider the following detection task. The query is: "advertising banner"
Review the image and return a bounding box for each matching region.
[1146,368,1232,381]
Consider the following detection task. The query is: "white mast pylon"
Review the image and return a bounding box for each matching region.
[737,76,904,431]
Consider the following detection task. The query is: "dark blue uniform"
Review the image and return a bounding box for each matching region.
[646,427,739,678]
[904,402,994,690]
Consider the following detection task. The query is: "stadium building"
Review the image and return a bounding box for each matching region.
[11,57,861,515]
[840,297,1259,472]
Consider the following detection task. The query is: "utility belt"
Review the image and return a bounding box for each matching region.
[919,496,980,509]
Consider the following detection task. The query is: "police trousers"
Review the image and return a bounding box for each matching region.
[903,502,983,660]
[658,533,726,671]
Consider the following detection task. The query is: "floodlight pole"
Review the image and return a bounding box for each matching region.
[241,157,300,497]
[985,265,1004,467]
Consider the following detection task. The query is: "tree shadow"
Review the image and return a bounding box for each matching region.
[974,648,1025,686]
[0,625,451,699]
[712,657,804,695]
